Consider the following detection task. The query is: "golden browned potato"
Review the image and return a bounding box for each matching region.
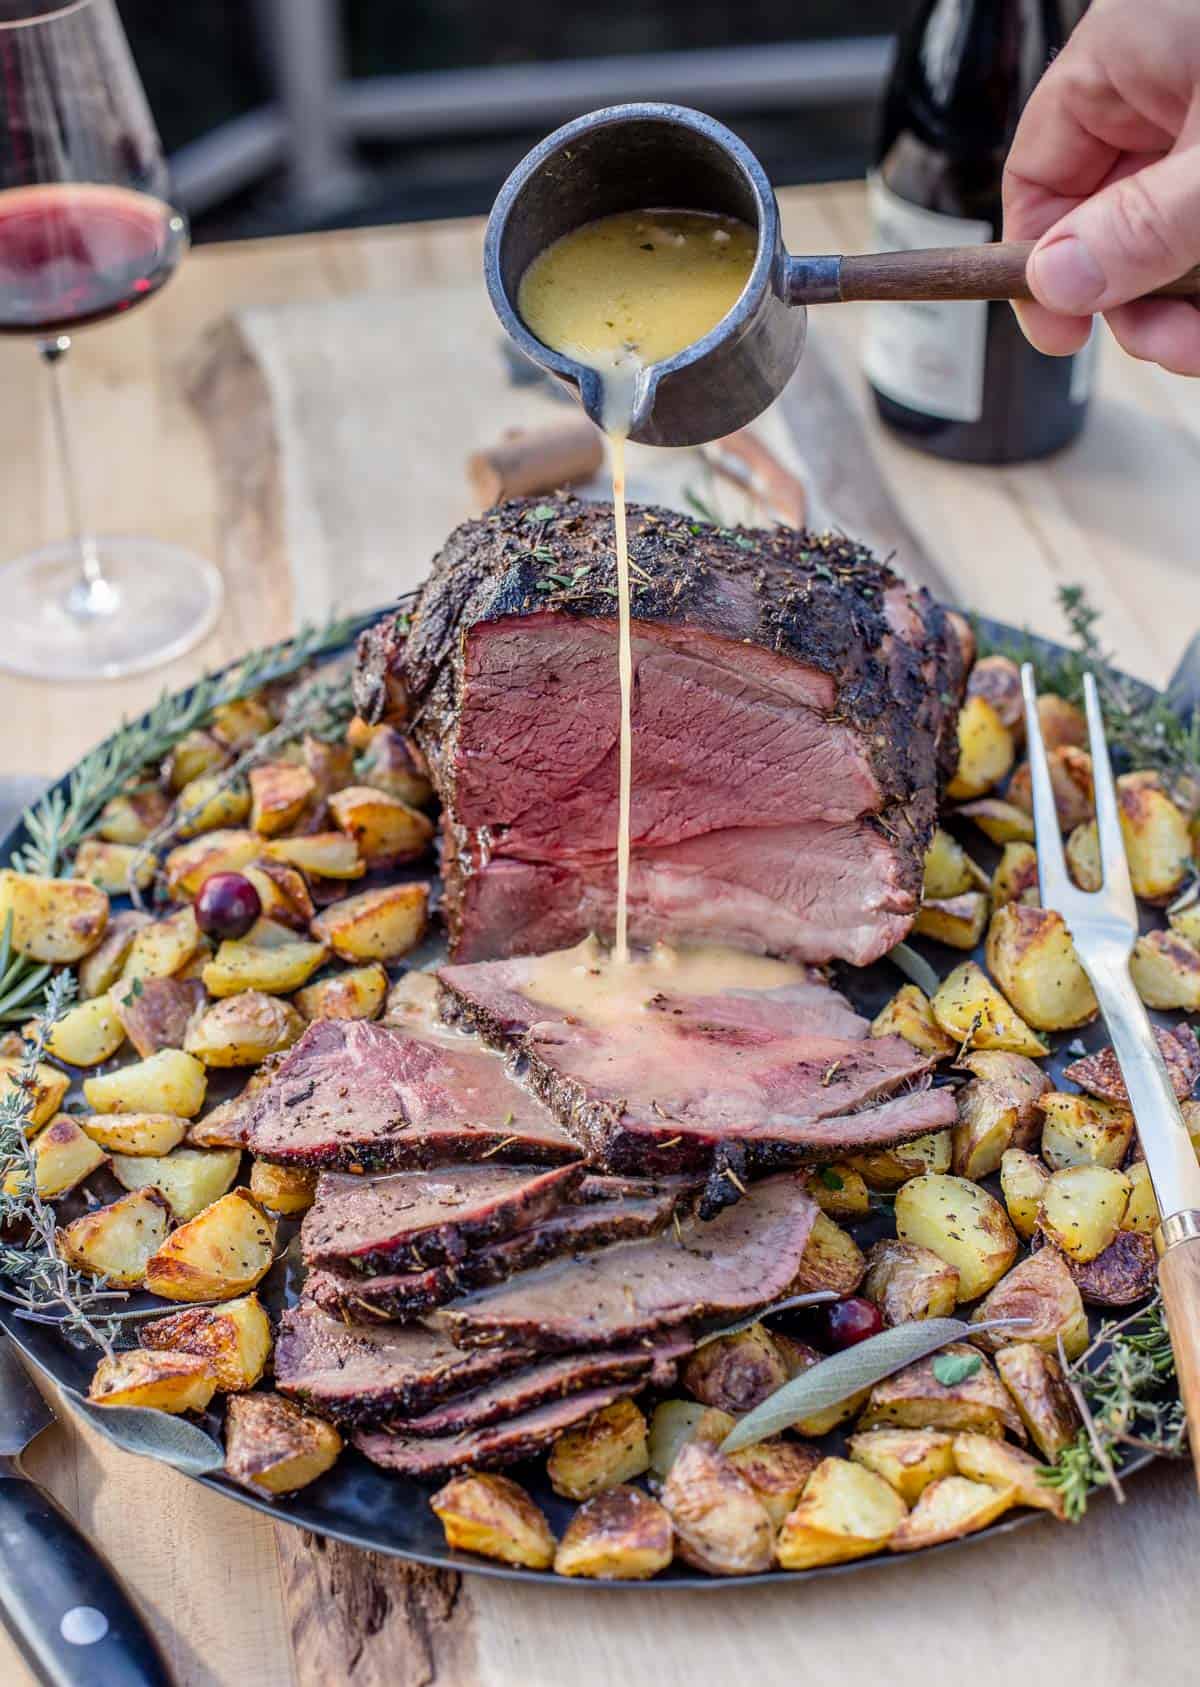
[81,1112,188,1157]
[776,1457,907,1570]
[774,1335,871,1438]
[200,938,327,1000]
[240,862,314,931]
[301,733,356,804]
[327,785,435,869]
[857,1344,1024,1439]
[547,1398,649,1500]
[862,1238,959,1324]
[56,1188,171,1286]
[930,962,1048,1057]
[145,1188,276,1302]
[112,1146,242,1221]
[791,1211,866,1297]
[681,1325,788,1415]
[923,828,990,900]
[0,870,107,962]
[985,903,1097,1032]
[0,1057,69,1134]
[1036,692,1087,751]
[263,832,364,879]
[78,910,152,998]
[1038,1165,1130,1262]
[141,1293,272,1391]
[310,882,430,963]
[210,696,274,751]
[1065,819,1101,891]
[992,842,1040,909]
[726,1441,823,1529]
[999,1148,1050,1240]
[953,1052,1052,1180]
[888,1475,1015,1551]
[352,725,433,808]
[42,993,126,1068]
[646,1401,736,1480]
[955,798,1036,846]
[173,774,251,839]
[967,656,1023,731]
[1121,1160,1159,1234]
[293,962,388,1023]
[3,1114,107,1199]
[73,839,156,895]
[947,695,1015,801]
[1130,930,1200,1011]
[84,1048,207,1118]
[1038,1091,1133,1171]
[249,1159,317,1216]
[951,1432,1065,1519]
[807,1161,871,1220]
[846,1429,955,1506]
[96,785,170,845]
[89,1348,217,1414]
[184,991,305,1067]
[1117,771,1191,903]
[1007,747,1094,832]
[164,829,260,900]
[164,729,227,792]
[869,985,957,1060]
[660,1440,774,1575]
[969,1249,1089,1359]
[913,892,990,950]
[1169,902,1200,947]
[895,1174,1018,1302]
[994,1344,1080,1459]
[249,762,317,837]
[380,969,443,1030]
[847,1130,952,1192]
[430,1472,554,1569]
[224,1392,342,1495]
[1058,1228,1157,1306]
[120,908,205,984]
[554,1485,674,1580]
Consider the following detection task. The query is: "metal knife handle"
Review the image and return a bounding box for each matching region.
[1157,1227,1200,1489]
[0,1470,172,1687]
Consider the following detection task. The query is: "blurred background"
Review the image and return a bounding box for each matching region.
[125,0,900,241]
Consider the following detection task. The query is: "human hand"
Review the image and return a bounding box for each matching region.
[1002,0,1200,374]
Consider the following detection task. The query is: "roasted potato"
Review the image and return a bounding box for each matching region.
[1007,747,1094,832]
[73,838,155,895]
[301,734,356,804]
[547,1398,649,1500]
[776,1456,907,1570]
[807,1161,871,1219]
[1121,1159,1159,1235]
[184,991,305,1067]
[1130,930,1200,1011]
[173,774,251,839]
[81,1112,188,1157]
[224,1391,342,1495]
[164,829,260,900]
[681,1325,788,1415]
[144,1187,276,1302]
[985,903,1097,1032]
[869,985,957,1060]
[969,1249,1089,1359]
[56,1188,171,1286]
[380,969,443,1030]
[725,1440,822,1529]
[141,1293,272,1391]
[951,1432,1065,1519]
[1038,1091,1133,1171]
[1056,1228,1157,1306]
[248,762,317,837]
[249,1159,317,1215]
[847,1130,952,1192]
[992,842,1040,909]
[846,1429,955,1505]
[967,655,1023,731]
[201,938,327,999]
[3,1114,107,1199]
[895,1174,1018,1302]
[240,861,314,931]
[955,798,1036,846]
[1169,902,1200,947]
[1038,1164,1130,1262]
[923,828,990,900]
[554,1485,674,1580]
[293,962,388,1022]
[1117,770,1191,903]
[930,962,1048,1057]
[1000,1148,1050,1240]
[112,1146,242,1221]
[1036,692,1087,751]
[96,784,170,845]
[773,1336,872,1437]
[994,1344,1080,1460]
[430,1472,554,1569]
[946,694,1015,801]
[646,1401,736,1480]
[185,1062,275,1150]
[0,1057,69,1133]
[888,1475,1015,1551]
[310,881,430,962]
[113,975,205,1060]
[42,993,126,1067]
[0,870,107,962]
[1066,819,1101,891]
[353,725,432,808]
[660,1440,774,1575]
[791,1211,866,1297]
[913,892,990,950]
[164,728,227,792]
[88,1348,217,1414]
[78,909,152,998]
[120,908,205,984]
[953,1051,1052,1179]
[862,1238,959,1324]
[83,1048,207,1118]
[263,832,364,879]
[210,696,275,751]
[1064,1025,1200,1105]
[327,785,435,868]
[857,1344,1024,1440]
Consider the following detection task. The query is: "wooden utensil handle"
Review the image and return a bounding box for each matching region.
[1157,1228,1200,1489]
[838,241,1200,303]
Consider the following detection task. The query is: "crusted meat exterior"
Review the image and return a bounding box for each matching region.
[353,1386,631,1478]
[375,494,966,966]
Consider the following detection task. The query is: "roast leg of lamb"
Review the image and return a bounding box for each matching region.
[356,495,967,967]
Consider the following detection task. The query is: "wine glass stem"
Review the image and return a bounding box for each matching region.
[38,335,119,617]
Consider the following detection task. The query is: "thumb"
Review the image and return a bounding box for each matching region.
[1026,146,1200,315]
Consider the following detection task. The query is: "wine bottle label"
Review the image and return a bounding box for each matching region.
[863,173,992,422]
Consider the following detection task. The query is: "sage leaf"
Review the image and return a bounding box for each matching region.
[932,1351,982,1386]
[63,1386,225,1477]
[693,1291,837,1351]
[818,1167,844,1191]
[886,941,941,999]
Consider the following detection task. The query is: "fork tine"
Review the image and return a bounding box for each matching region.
[1082,671,1138,922]
[1020,663,1073,905]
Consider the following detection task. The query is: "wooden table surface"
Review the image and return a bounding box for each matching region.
[0,182,1198,1687]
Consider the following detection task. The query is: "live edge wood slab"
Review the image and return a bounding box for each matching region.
[0,184,1199,1687]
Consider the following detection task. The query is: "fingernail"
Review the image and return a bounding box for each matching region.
[1029,236,1106,312]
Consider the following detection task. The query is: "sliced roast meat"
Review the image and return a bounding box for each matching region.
[300,1161,584,1273]
[1063,1024,1200,1106]
[353,1387,630,1478]
[304,1187,680,1319]
[244,1019,577,1170]
[430,1171,819,1353]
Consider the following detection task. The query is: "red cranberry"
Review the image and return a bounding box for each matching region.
[820,1296,884,1350]
[195,871,261,941]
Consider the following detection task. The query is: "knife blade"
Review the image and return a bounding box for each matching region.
[0,1331,173,1687]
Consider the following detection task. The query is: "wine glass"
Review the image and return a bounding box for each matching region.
[0,0,222,680]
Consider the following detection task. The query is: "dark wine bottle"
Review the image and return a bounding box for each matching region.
[865,0,1092,463]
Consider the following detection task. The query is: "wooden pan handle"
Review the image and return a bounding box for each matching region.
[838,241,1200,303]
[1157,1225,1200,1490]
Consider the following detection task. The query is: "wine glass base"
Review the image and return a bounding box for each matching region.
[0,537,223,681]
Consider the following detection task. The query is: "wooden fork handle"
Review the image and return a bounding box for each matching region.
[1157,1216,1200,1488]
[838,242,1200,303]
